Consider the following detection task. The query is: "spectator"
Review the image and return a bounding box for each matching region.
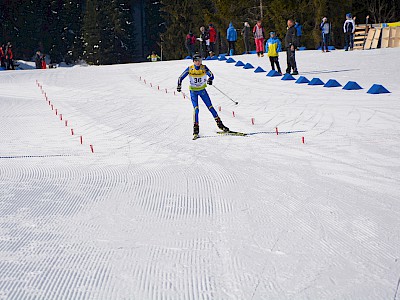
[185,31,197,58]
[226,22,237,56]
[266,31,282,74]
[5,42,14,70]
[294,20,303,47]
[208,24,217,56]
[199,26,209,58]
[253,19,266,57]
[284,19,298,75]
[241,22,251,54]
[0,44,5,69]
[343,13,355,51]
[35,50,42,69]
[147,51,161,62]
[320,17,331,52]
[41,54,47,69]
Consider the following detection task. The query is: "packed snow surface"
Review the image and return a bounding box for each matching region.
[1,48,400,299]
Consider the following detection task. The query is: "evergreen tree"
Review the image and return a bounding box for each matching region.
[82,0,135,65]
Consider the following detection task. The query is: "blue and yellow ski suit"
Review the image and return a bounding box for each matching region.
[178,64,219,124]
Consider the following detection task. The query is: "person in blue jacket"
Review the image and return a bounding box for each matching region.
[226,22,237,56]
[265,32,282,74]
[320,17,331,52]
[177,54,229,137]
[294,21,303,47]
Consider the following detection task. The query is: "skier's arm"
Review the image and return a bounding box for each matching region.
[205,65,214,80]
[177,67,189,85]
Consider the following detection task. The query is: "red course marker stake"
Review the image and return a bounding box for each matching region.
[251,118,255,125]
[150,83,152,87]
[90,144,94,153]
[71,129,74,135]
[65,120,68,126]
[55,109,58,115]
[60,114,63,120]
[51,104,54,110]
[276,127,279,135]
[232,111,235,117]
[302,137,305,144]
[80,136,83,144]
[218,106,221,111]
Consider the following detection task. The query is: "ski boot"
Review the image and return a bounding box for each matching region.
[215,117,229,132]
[193,123,199,140]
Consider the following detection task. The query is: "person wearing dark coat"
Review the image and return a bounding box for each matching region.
[5,42,14,70]
[35,51,42,69]
[241,22,251,54]
[199,26,209,58]
[185,31,197,58]
[284,19,298,75]
[0,45,6,69]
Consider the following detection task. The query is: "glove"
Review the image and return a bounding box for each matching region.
[177,84,181,92]
[207,78,213,85]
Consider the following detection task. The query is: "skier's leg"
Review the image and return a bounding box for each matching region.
[199,89,229,131]
[190,91,200,132]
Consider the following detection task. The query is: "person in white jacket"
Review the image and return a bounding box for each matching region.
[343,13,356,51]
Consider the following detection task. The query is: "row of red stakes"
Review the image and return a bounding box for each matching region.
[139,77,305,144]
[36,80,94,152]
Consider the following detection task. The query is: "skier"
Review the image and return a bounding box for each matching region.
[177,54,229,139]
[253,19,266,57]
[284,19,298,75]
[320,17,331,52]
[241,22,251,54]
[265,32,282,74]
[343,13,355,51]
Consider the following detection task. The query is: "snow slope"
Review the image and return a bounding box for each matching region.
[0,48,399,299]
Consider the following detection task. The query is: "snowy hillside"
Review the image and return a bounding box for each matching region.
[1,48,400,299]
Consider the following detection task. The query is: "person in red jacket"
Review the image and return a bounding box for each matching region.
[41,54,47,69]
[185,31,197,58]
[0,45,5,69]
[253,19,266,57]
[208,24,217,56]
[5,42,14,70]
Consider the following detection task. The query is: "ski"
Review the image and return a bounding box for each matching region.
[217,130,247,136]
[192,134,199,140]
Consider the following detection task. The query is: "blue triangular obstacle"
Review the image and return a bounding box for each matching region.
[343,81,363,90]
[308,78,325,85]
[235,60,245,67]
[254,66,266,73]
[210,56,218,60]
[205,56,213,60]
[218,54,227,61]
[243,63,254,69]
[226,57,236,63]
[295,76,309,84]
[367,84,390,94]
[324,79,342,88]
[266,70,281,77]
[281,73,296,80]
[185,56,192,59]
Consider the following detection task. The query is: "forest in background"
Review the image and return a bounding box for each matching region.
[0,0,399,64]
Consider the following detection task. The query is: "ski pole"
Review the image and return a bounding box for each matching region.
[212,85,238,105]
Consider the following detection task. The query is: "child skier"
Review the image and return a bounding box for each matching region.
[177,54,229,139]
[265,32,282,74]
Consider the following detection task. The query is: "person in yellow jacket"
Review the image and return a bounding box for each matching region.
[265,32,282,74]
[147,51,161,62]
